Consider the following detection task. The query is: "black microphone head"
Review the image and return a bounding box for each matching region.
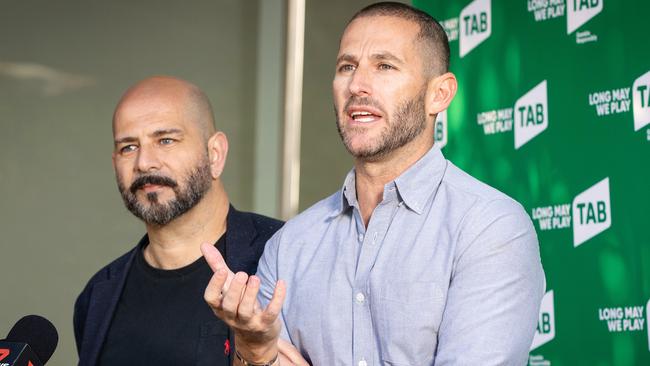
[5,315,58,364]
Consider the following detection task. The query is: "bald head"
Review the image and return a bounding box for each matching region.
[113,76,216,142]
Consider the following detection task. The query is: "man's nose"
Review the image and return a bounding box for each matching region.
[135,144,162,172]
[348,65,372,96]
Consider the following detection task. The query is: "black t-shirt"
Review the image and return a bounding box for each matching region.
[97,234,231,366]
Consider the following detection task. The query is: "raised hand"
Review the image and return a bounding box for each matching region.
[201,243,287,363]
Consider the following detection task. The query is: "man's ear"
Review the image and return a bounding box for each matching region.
[425,72,458,118]
[207,131,229,179]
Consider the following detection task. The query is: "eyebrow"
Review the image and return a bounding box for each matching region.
[151,128,183,138]
[336,53,357,65]
[114,136,137,146]
[336,52,404,65]
[114,128,184,146]
[370,52,404,64]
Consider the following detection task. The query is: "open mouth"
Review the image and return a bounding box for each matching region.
[348,108,382,123]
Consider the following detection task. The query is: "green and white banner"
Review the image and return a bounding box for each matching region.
[414,0,650,364]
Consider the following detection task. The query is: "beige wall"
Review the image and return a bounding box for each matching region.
[0,0,404,364]
[0,1,261,364]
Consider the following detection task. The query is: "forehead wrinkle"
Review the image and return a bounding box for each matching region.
[337,30,418,64]
[343,15,419,41]
[113,101,186,143]
[113,76,215,141]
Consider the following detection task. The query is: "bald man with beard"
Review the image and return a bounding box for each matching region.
[73,76,284,366]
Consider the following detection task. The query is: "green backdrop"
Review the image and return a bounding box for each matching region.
[413,0,650,365]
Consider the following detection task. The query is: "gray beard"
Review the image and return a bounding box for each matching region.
[117,158,212,226]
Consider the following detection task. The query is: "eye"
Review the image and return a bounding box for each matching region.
[119,144,138,154]
[378,63,395,71]
[159,138,175,145]
[338,64,355,72]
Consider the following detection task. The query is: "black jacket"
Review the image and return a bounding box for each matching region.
[73,206,283,366]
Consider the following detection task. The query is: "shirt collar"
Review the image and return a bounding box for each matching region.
[394,146,447,214]
[332,146,447,216]
[332,169,357,217]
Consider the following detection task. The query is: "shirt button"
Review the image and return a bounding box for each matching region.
[355,292,366,303]
[358,359,368,366]
[358,233,364,242]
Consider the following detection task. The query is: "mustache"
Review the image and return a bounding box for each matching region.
[343,96,383,114]
[129,174,178,194]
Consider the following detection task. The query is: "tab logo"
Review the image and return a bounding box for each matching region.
[474,80,548,149]
[529,0,603,43]
[459,0,491,57]
[586,70,650,140]
[531,178,612,247]
[515,80,548,149]
[572,177,611,247]
[435,110,448,149]
[567,0,603,34]
[531,290,555,350]
[633,70,650,131]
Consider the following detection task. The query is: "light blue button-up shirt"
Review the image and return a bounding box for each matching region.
[258,147,545,365]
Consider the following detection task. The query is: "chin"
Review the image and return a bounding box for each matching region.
[142,193,174,206]
[348,136,378,151]
[347,144,379,159]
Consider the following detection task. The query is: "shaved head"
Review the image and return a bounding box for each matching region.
[347,2,450,77]
[113,76,216,142]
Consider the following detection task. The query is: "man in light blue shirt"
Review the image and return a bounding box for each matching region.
[203,2,545,365]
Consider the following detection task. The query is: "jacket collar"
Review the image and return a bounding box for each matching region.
[79,244,138,366]
[224,205,259,273]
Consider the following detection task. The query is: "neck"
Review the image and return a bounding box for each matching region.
[354,136,433,227]
[143,183,229,269]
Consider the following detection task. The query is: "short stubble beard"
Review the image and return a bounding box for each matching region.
[336,86,428,161]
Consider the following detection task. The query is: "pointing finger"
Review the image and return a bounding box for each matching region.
[201,242,226,271]
[201,242,235,289]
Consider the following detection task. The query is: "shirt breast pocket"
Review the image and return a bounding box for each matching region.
[196,320,230,366]
[376,280,445,365]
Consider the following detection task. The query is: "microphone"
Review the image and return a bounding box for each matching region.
[0,315,58,366]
